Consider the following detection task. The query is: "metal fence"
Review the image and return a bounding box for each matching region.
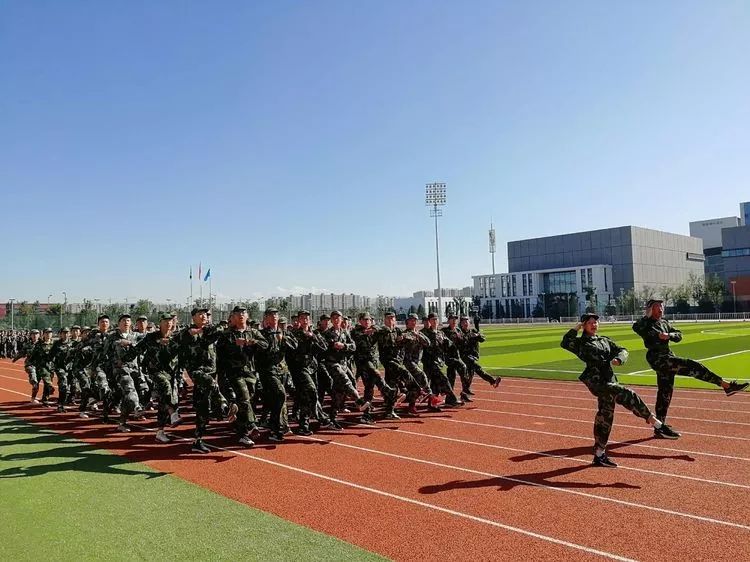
[560,312,750,323]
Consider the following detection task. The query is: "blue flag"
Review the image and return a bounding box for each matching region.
[203,269,211,282]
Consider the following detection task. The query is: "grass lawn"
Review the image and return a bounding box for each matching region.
[477,321,750,388]
[0,412,385,562]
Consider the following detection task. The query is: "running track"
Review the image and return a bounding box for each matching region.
[1,359,748,561]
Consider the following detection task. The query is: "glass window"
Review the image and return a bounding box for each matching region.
[543,271,577,294]
[587,268,593,287]
[512,276,517,296]
[528,275,533,295]
[604,268,608,291]
[581,269,586,288]
[489,276,496,297]
[522,274,527,296]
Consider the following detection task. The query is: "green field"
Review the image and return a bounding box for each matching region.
[0,412,384,562]
[477,321,750,388]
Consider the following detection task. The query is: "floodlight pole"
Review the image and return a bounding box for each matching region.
[426,183,446,322]
[9,299,15,331]
[731,280,737,313]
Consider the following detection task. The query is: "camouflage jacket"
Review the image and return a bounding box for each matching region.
[321,327,356,365]
[560,329,628,384]
[287,327,327,369]
[458,327,485,361]
[12,340,36,362]
[86,330,113,374]
[255,327,297,375]
[125,330,181,375]
[351,325,379,364]
[376,326,407,365]
[632,316,682,357]
[441,326,465,360]
[50,338,75,372]
[401,328,430,366]
[215,327,268,377]
[177,324,222,375]
[101,330,140,374]
[27,340,55,374]
[421,327,453,366]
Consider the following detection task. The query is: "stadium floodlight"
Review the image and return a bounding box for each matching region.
[426,182,447,321]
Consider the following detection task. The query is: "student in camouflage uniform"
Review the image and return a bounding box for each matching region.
[321,310,370,430]
[351,312,398,423]
[632,299,748,439]
[441,314,471,400]
[177,307,224,454]
[562,313,664,468]
[132,315,153,409]
[421,313,463,408]
[255,307,297,442]
[126,312,183,443]
[50,327,74,412]
[402,314,439,413]
[314,314,333,408]
[287,310,330,435]
[88,315,114,419]
[376,312,421,419]
[27,328,56,406]
[457,315,501,401]
[13,329,41,403]
[215,306,266,447]
[101,314,143,432]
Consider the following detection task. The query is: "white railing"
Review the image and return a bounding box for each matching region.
[560,313,750,323]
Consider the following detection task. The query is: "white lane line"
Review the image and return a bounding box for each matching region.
[293,434,750,531]
[120,426,638,561]
[469,407,750,443]
[434,418,750,463]
[472,399,750,427]
[390,428,750,491]
[488,366,583,375]
[474,391,750,415]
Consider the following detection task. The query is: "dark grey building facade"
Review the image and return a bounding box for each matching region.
[507,226,705,296]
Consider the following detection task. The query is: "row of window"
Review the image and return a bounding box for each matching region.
[478,266,610,298]
[723,248,750,258]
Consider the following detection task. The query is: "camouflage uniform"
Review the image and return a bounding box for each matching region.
[441,324,470,393]
[457,326,498,391]
[632,316,723,424]
[561,328,653,451]
[177,324,224,439]
[88,329,114,414]
[376,323,421,408]
[287,326,329,432]
[351,322,396,417]
[321,325,367,422]
[255,326,297,438]
[421,326,461,405]
[100,329,142,425]
[13,335,40,399]
[401,327,432,397]
[216,326,268,438]
[27,336,56,404]
[50,332,75,410]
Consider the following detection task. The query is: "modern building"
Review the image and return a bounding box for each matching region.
[394,289,473,319]
[689,216,741,278]
[721,225,750,308]
[740,202,750,226]
[473,226,704,318]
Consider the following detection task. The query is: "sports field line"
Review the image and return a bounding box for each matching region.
[124,425,637,561]
[475,398,750,427]
[284,433,750,532]
[474,381,750,405]
[389,427,750,492]
[434,417,750,463]
[622,349,750,376]
[481,390,749,415]
[469,406,750,443]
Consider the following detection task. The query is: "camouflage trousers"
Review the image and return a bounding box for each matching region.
[445,357,469,393]
[36,369,54,403]
[187,369,223,439]
[384,360,421,406]
[289,363,325,430]
[582,379,652,450]
[461,356,498,391]
[25,364,38,386]
[424,361,459,403]
[55,369,70,407]
[648,353,723,423]
[258,369,286,435]
[151,371,178,428]
[116,369,141,423]
[356,360,396,411]
[325,361,363,419]
[228,370,258,436]
[404,361,432,398]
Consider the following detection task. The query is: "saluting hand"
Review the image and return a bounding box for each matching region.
[658,332,670,341]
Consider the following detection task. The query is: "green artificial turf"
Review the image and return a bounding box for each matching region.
[0,412,387,562]
[478,321,750,388]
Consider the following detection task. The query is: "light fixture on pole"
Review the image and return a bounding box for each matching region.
[8,298,15,331]
[731,280,737,313]
[425,182,447,322]
[61,291,67,328]
[489,222,496,275]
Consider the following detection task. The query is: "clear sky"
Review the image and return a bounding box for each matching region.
[1,1,748,304]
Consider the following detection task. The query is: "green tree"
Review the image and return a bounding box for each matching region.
[132,299,154,316]
[416,304,425,318]
[703,275,726,312]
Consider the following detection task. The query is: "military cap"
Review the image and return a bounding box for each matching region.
[231,305,247,314]
[81,326,91,331]
[459,315,470,321]
[427,312,438,320]
[406,313,419,321]
[330,310,342,317]
[358,312,372,320]
[71,325,81,330]
[279,316,288,324]
[580,312,600,323]
[297,309,311,316]
[59,327,70,333]
[448,314,459,320]
[344,315,351,321]
[218,320,228,326]
[264,307,279,315]
[97,314,110,322]
[118,313,131,322]
[30,329,40,334]
[43,328,53,333]
[645,299,664,308]
[191,307,209,316]
[384,311,396,317]
[319,313,331,321]
[159,312,175,321]
[136,315,148,322]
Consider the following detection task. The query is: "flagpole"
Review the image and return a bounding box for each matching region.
[190,267,193,310]
[209,276,212,310]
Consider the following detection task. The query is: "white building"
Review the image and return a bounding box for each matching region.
[394,290,473,319]
[472,264,614,319]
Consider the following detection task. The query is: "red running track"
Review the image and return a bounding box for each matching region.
[1,359,748,561]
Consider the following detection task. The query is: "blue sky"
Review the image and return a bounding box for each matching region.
[1,1,748,304]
